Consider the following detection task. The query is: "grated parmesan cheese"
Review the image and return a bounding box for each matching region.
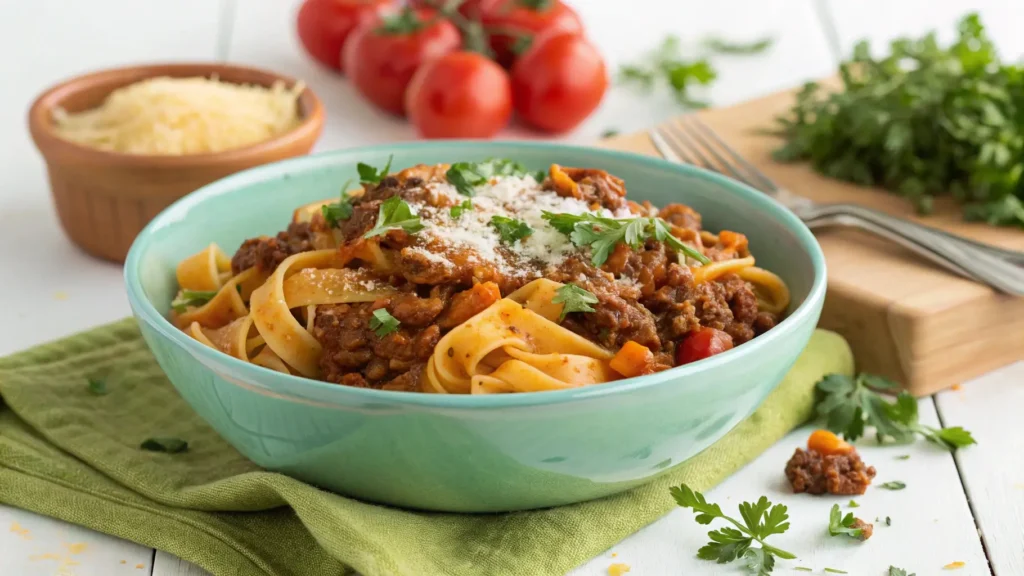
[52,76,304,155]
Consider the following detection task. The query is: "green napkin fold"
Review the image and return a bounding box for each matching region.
[0,319,852,576]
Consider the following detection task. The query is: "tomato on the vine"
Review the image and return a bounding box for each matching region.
[480,0,583,67]
[406,51,513,138]
[511,31,607,133]
[295,0,392,73]
[343,7,462,115]
[408,0,490,19]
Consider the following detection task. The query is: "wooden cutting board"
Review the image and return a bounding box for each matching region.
[602,86,1024,396]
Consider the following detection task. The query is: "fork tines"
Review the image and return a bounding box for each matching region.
[654,116,778,193]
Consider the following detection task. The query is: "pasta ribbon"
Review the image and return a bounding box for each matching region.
[176,243,231,291]
[425,279,616,395]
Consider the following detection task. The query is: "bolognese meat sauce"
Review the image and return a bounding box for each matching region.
[225,162,784,390]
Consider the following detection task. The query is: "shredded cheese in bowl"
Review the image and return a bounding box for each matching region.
[52,76,305,155]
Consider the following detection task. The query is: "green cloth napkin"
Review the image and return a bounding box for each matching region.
[0,319,852,576]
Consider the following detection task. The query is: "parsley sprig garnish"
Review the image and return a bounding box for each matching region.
[364,196,425,239]
[828,504,867,540]
[889,567,915,576]
[489,215,533,244]
[542,212,710,266]
[321,179,355,228]
[369,308,400,337]
[170,289,217,313]
[815,373,977,451]
[445,158,540,196]
[357,155,393,187]
[450,199,473,218]
[671,484,795,574]
[552,283,598,321]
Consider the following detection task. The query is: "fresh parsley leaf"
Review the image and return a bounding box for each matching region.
[321,180,355,228]
[449,199,473,219]
[552,283,599,321]
[356,155,393,186]
[170,289,217,313]
[824,569,848,574]
[671,484,795,572]
[87,378,107,396]
[540,212,710,266]
[772,13,1024,228]
[896,454,911,460]
[848,500,859,508]
[703,36,774,55]
[445,159,532,196]
[889,567,915,576]
[601,128,620,138]
[828,504,866,539]
[886,516,892,526]
[880,481,906,490]
[369,308,400,337]
[489,215,533,244]
[793,568,813,573]
[814,372,976,451]
[363,196,424,239]
[742,548,775,576]
[140,437,188,454]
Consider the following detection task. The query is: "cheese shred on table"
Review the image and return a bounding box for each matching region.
[52,76,304,155]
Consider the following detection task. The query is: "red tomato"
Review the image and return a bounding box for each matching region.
[406,52,513,138]
[343,8,462,116]
[480,0,583,67]
[295,0,392,73]
[676,328,734,365]
[510,32,607,133]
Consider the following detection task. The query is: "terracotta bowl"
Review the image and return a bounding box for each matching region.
[28,63,324,263]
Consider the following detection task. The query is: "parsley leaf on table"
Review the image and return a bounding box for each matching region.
[771,13,1024,227]
[449,199,473,219]
[87,378,107,396]
[445,158,533,196]
[369,308,401,337]
[671,484,795,573]
[814,372,977,450]
[170,289,218,313]
[321,179,355,228]
[702,36,774,55]
[552,283,599,321]
[140,437,188,454]
[363,196,425,239]
[880,481,907,491]
[889,567,915,576]
[489,215,533,244]
[827,504,866,539]
[356,155,393,186]
[541,212,711,266]
[823,569,848,575]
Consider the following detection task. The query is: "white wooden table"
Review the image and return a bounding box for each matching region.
[0,1,1021,575]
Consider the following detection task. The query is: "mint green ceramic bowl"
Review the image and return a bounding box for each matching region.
[124,141,826,512]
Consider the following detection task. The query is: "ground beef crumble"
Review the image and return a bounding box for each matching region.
[785,448,877,495]
[850,518,874,541]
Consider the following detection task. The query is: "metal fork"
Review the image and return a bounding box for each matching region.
[650,116,1024,296]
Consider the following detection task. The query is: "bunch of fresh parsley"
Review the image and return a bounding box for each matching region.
[542,211,710,266]
[671,484,795,575]
[772,13,1024,227]
[815,373,976,451]
[620,35,773,107]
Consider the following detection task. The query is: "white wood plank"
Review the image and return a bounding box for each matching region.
[152,550,210,576]
[935,361,1024,576]
[0,506,152,575]
[227,0,836,147]
[821,0,1024,59]
[570,399,989,576]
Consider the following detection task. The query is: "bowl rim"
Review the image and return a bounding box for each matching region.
[27,62,325,167]
[124,140,827,409]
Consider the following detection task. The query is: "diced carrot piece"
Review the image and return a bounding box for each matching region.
[807,429,854,456]
[610,341,654,378]
[549,164,580,198]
